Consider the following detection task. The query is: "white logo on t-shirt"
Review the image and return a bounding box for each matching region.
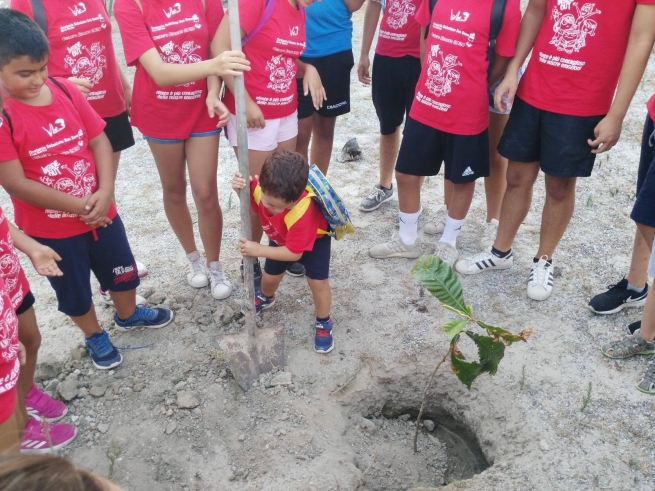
[450,10,470,22]
[425,44,461,97]
[386,0,416,29]
[41,160,63,177]
[65,42,107,86]
[550,2,601,54]
[266,55,296,94]
[163,2,182,18]
[39,159,96,199]
[42,119,66,137]
[68,2,87,16]
[289,26,299,36]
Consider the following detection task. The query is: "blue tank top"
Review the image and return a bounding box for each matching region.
[303,0,353,58]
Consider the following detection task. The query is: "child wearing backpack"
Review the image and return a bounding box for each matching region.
[0,10,174,371]
[369,0,521,267]
[114,0,250,300]
[231,150,334,354]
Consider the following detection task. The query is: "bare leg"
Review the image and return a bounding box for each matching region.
[296,116,313,162]
[309,114,337,176]
[493,161,540,252]
[148,141,198,254]
[443,179,453,207]
[0,407,21,453]
[69,305,103,337]
[307,278,331,318]
[379,129,400,189]
[396,171,422,213]
[626,228,651,288]
[186,135,221,263]
[16,307,40,430]
[261,271,285,298]
[637,223,655,341]
[109,290,138,320]
[448,181,476,220]
[535,175,577,258]
[485,112,509,221]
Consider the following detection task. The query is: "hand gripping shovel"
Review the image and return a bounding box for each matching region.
[218,0,285,391]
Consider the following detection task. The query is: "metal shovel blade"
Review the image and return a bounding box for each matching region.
[218,321,286,391]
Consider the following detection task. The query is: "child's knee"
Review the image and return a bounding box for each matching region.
[307,278,330,292]
[18,317,41,353]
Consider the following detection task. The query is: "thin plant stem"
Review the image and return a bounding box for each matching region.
[413,350,450,454]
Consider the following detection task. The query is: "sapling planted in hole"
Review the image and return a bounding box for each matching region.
[410,256,532,453]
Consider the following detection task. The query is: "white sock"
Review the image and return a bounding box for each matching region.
[209,261,221,271]
[398,210,420,246]
[187,251,201,262]
[440,215,465,247]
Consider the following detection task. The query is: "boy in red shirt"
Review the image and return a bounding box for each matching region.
[231,150,334,354]
[0,10,173,370]
[369,0,521,266]
[455,0,655,302]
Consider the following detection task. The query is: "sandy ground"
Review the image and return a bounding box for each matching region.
[2,7,655,491]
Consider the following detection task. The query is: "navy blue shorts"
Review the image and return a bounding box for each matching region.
[264,235,331,280]
[395,116,489,184]
[498,96,604,177]
[31,215,140,317]
[631,115,655,228]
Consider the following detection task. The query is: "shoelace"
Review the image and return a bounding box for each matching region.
[532,262,551,286]
[605,283,631,298]
[209,266,226,285]
[90,333,113,356]
[133,306,157,321]
[436,243,456,260]
[367,187,388,202]
[189,258,206,278]
[316,328,331,338]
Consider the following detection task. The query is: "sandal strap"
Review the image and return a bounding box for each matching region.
[602,334,652,359]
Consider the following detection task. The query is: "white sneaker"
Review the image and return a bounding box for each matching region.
[455,248,513,275]
[435,241,459,267]
[480,219,499,250]
[208,262,233,300]
[369,235,422,259]
[135,261,148,278]
[186,251,208,288]
[99,287,147,307]
[423,205,447,235]
[527,256,554,301]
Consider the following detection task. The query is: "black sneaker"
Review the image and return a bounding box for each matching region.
[286,262,305,277]
[628,320,641,335]
[240,259,263,289]
[588,278,649,315]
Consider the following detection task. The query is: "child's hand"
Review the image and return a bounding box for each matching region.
[246,98,265,129]
[493,71,518,113]
[211,50,251,77]
[239,238,261,258]
[207,97,230,128]
[18,342,26,366]
[303,64,327,111]
[80,190,113,228]
[28,244,63,277]
[231,172,254,194]
[67,77,93,98]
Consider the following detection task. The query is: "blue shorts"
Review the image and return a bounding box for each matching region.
[264,235,331,280]
[498,95,604,177]
[631,114,655,229]
[143,128,221,144]
[31,215,140,317]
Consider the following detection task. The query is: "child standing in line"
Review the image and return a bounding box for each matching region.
[114,0,250,300]
[231,150,334,354]
[369,0,521,266]
[0,10,173,370]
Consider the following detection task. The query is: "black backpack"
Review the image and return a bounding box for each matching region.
[30,0,48,33]
[424,0,509,82]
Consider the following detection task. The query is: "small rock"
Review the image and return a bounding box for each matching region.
[134,383,144,392]
[269,372,293,387]
[77,387,89,398]
[89,385,107,398]
[238,434,245,442]
[174,381,187,391]
[423,420,435,432]
[219,369,228,379]
[97,423,109,434]
[45,379,60,394]
[70,346,87,361]
[177,391,200,409]
[539,440,549,452]
[58,378,79,402]
[35,356,66,382]
[149,291,166,305]
[359,417,377,435]
[165,421,177,435]
[213,305,235,327]
[398,414,411,422]
[338,138,362,162]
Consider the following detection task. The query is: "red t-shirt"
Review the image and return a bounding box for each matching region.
[0,272,20,413]
[11,0,127,119]
[0,208,29,310]
[374,0,421,59]
[409,0,521,135]
[223,0,306,120]
[518,0,655,117]
[249,179,327,255]
[114,0,223,139]
[648,94,655,121]
[0,78,117,239]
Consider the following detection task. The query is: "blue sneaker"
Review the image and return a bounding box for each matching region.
[85,331,123,370]
[114,306,174,332]
[314,317,334,354]
[255,291,275,314]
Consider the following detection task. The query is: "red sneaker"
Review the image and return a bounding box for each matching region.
[21,418,76,454]
[25,384,67,422]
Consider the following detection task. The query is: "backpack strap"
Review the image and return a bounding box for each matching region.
[424,0,438,39]
[283,188,328,236]
[1,111,14,139]
[30,0,48,34]
[486,0,508,80]
[242,0,277,46]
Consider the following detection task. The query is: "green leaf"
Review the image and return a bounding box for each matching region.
[476,321,533,345]
[450,337,481,390]
[465,331,506,376]
[412,255,466,312]
[442,319,467,339]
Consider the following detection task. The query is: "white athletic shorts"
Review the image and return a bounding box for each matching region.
[225,111,298,152]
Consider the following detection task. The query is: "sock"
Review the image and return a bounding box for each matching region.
[398,210,420,246]
[316,315,331,323]
[533,257,553,265]
[380,184,392,191]
[627,282,645,294]
[187,250,200,262]
[440,215,465,247]
[209,261,221,271]
[491,246,511,258]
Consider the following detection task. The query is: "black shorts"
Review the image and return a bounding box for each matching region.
[395,117,489,184]
[15,290,35,316]
[297,50,354,120]
[498,96,604,177]
[372,54,421,135]
[264,235,331,280]
[31,215,140,317]
[631,114,655,228]
[103,111,135,153]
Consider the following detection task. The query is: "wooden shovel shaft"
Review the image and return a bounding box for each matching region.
[227,0,256,327]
